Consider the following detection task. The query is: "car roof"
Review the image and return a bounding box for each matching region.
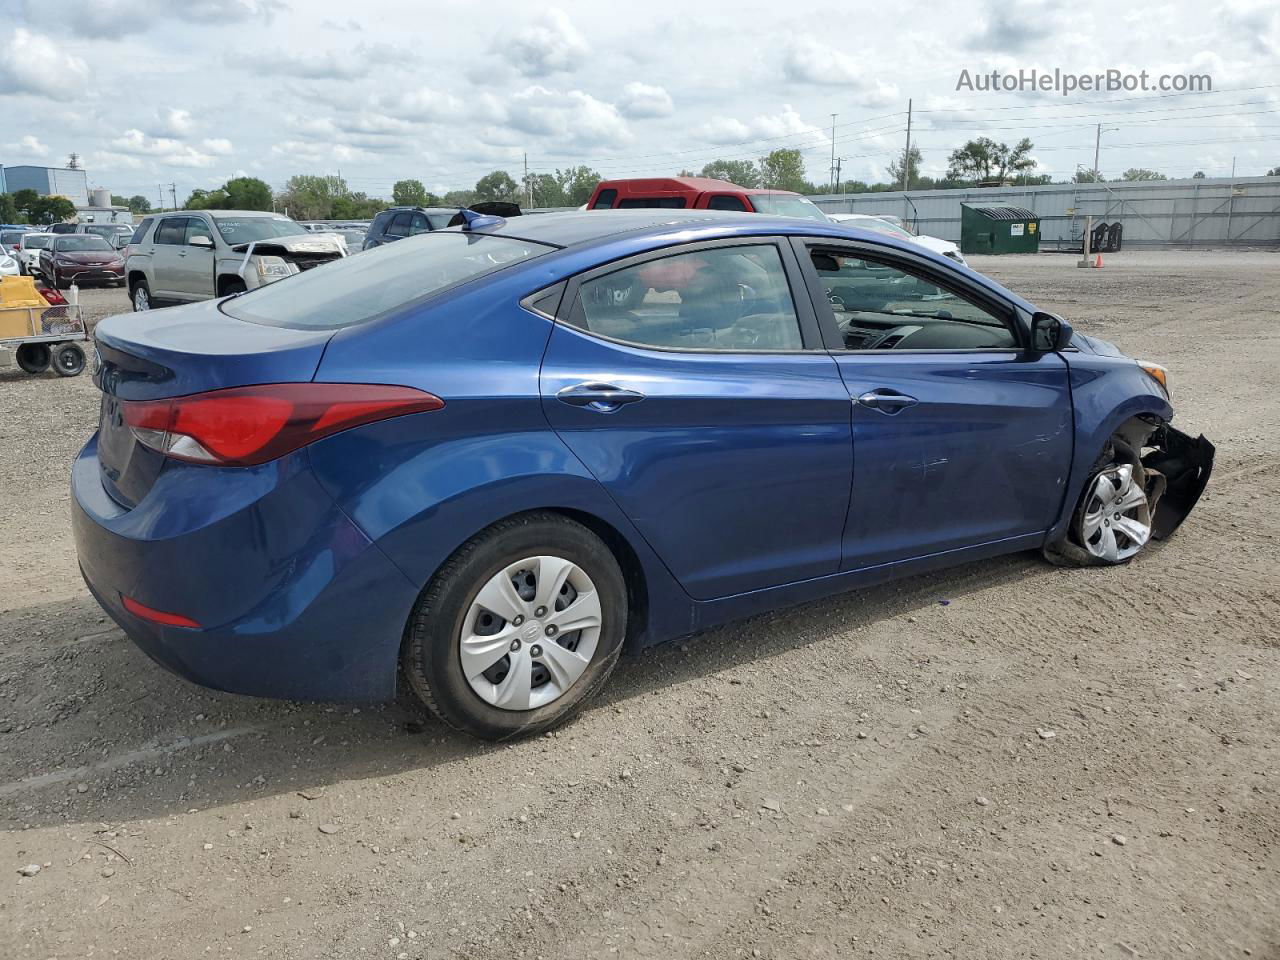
[479,209,791,246]
[179,210,293,219]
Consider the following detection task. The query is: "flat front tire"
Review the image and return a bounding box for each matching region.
[402,512,627,741]
[1044,439,1156,567]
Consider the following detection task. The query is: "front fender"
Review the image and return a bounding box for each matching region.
[1047,355,1174,542]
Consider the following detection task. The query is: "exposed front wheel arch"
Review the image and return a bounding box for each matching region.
[217,276,247,297]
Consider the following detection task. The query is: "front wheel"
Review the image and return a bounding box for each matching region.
[1045,440,1156,566]
[132,280,151,311]
[402,512,627,741]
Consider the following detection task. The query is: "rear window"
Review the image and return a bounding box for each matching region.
[222,232,555,330]
[618,197,687,209]
[590,189,617,209]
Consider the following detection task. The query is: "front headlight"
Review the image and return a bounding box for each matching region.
[255,256,293,280]
[1137,361,1169,397]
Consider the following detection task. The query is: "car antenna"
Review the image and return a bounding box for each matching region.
[454,208,506,231]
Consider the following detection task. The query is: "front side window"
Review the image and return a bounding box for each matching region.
[811,250,1016,351]
[222,232,553,330]
[154,218,188,245]
[409,214,430,236]
[186,218,213,244]
[574,244,803,352]
[590,189,617,209]
[426,212,456,229]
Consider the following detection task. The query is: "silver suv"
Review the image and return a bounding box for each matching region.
[125,210,344,311]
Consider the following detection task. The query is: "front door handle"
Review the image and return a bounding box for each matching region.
[556,382,645,413]
[857,389,918,415]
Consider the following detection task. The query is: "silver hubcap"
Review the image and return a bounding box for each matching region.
[134,287,149,311]
[1080,464,1151,562]
[460,556,602,711]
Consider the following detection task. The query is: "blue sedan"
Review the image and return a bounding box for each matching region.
[72,210,1212,740]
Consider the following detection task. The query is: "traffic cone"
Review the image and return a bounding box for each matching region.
[1095,253,1103,268]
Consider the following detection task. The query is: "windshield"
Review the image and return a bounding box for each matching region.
[22,235,51,249]
[1,231,27,246]
[213,215,307,245]
[840,217,914,240]
[749,195,830,222]
[84,224,127,237]
[223,231,554,330]
[55,236,114,252]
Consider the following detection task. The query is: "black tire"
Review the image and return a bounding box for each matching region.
[220,278,247,297]
[16,343,51,374]
[51,342,86,377]
[131,279,152,312]
[49,269,62,290]
[402,512,627,741]
[1043,438,1152,567]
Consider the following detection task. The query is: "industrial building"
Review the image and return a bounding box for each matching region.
[810,176,1280,249]
[0,164,90,207]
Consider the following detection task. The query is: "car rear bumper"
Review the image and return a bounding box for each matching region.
[71,434,421,702]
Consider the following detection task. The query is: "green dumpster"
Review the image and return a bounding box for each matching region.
[960,204,1040,255]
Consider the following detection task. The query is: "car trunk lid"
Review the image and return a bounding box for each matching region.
[93,299,334,507]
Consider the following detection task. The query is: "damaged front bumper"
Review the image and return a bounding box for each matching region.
[1143,425,1215,539]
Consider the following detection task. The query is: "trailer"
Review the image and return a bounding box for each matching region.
[0,276,88,376]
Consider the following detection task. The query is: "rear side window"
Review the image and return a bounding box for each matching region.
[707,195,747,211]
[222,233,554,330]
[590,189,617,209]
[130,218,153,243]
[154,218,187,245]
[617,196,686,209]
[573,244,803,352]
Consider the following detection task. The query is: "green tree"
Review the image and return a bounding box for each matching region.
[946,137,1036,183]
[886,146,923,190]
[757,148,811,192]
[1073,168,1103,183]
[223,177,272,210]
[523,173,565,207]
[392,179,429,206]
[278,175,348,220]
[442,189,476,207]
[553,166,601,206]
[700,159,760,188]
[12,188,39,221]
[126,194,151,214]
[30,195,76,224]
[331,191,389,219]
[1118,168,1166,181]
[0,193,17,223]
[1192,170,1207,179]
[1268,166,1279,177]
[474,170,520,203]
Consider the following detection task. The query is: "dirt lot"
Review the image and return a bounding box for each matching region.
[2,251,1278,959]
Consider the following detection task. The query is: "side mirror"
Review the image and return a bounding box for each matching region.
[1030,311,1073,352]
[189,234,214,249]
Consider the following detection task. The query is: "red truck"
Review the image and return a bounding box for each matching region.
[585,177,829,221]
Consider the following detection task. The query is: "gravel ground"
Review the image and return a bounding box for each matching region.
[1,252,1277,959]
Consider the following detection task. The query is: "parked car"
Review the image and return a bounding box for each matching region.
[125,210,344,311]
[2,228,32,262]
[586,176,831,222]
[73,209,1212,740]
[49,222,78,234]
[0,251,18,277]
[37,234,125,288]
[16,232,55,275]
[362,206,463,250]
[76,222,135,250]
[828,213,969,267]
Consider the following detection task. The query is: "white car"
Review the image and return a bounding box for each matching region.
[16,232,55,275]
[828,213,969,268]
[0,252,18,277]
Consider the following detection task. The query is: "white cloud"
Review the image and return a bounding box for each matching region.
[697,104,828,146]
[158,108,195,136]
[269,140,378,166]
[111,129,221,167]
[378,86,468,123]
[202,138,234,155]
[507,8,587,77]
[781,36,900,106]
[503,86,632,147]
[227,47,374,80]
[24,0,284,39]
[618,82,674,118]
[3,134,51,158]
[0,29,90,100]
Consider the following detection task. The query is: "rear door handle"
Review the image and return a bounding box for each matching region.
[857,389,918,414]
[556,382,645,413]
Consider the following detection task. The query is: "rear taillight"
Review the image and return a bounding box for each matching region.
[120,383,444,466]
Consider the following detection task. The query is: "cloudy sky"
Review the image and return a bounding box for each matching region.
[2,0,1277,202]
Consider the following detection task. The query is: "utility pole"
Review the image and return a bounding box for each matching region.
[901,98,913,191]
[834,158,842,194]
[829,114,837,192]
[169,183,177,210]
[157,184,164,212]
[1092,124,1118,181]
[524,152,531,207]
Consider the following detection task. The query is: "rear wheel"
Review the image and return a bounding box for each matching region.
[52,342,86,377]
[402,512,627,741]
[16,343,51,374]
